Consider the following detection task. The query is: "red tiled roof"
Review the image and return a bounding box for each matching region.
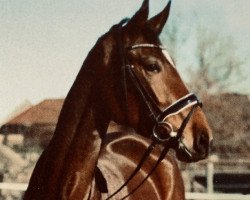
[5,99,64,126]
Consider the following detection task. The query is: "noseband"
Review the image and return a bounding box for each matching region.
[105,21,202,199]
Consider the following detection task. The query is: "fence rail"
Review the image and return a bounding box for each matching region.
[0,183,250,200]
[186,192,250,200]
[0,182,27,191]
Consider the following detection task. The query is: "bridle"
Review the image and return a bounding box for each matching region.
[105,20,202,199]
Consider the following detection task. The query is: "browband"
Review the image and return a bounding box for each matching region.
[127,44,166,51]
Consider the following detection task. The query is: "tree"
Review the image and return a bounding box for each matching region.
[161,14,189,62]
[187,26,244,97]
[162,17,248,159]
[162,18,245,98]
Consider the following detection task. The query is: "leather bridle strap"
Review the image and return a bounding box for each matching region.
[105,21,202,199]
[126,65,161,122]
[176,102,200,140]
[106,93,201,199]
[116,19,163,123]
[105,141,156,200]
[120,99,200,199]
[105,21,160,200]
[152,93,202,143]
[120,145,170,199]
[117,19,130,123]
[157,93,202,122]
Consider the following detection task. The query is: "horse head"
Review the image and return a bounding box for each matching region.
[97,0,212,163]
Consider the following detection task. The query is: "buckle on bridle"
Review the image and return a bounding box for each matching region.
[152,122,177,143]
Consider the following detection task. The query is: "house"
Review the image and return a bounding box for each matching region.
[0,99,64,148]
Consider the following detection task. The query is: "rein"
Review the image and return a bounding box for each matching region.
[105,21,202,199]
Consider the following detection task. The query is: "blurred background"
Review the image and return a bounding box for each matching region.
[0,0,249,199]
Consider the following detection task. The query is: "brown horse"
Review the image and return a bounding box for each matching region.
[24,0,212,199]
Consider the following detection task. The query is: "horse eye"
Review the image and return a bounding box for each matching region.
[144,64,161,73]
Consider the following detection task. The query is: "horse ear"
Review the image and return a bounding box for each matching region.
[146,1,171,35]
[127,0,149,28]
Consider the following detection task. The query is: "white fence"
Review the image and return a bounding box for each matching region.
[186,192,250,200]
[1,183,250,200]
[0,182,27,191]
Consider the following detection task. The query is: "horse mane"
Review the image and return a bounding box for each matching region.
[24,33,111,199]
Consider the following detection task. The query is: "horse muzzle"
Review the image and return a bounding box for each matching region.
[175,132,211,162]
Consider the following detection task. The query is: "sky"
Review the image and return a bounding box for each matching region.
[0,0,250,123]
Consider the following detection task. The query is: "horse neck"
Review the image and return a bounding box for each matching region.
[24,40,111,199]
[58,104,107,199]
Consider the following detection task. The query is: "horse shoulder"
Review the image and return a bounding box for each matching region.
[91,131,185,200]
